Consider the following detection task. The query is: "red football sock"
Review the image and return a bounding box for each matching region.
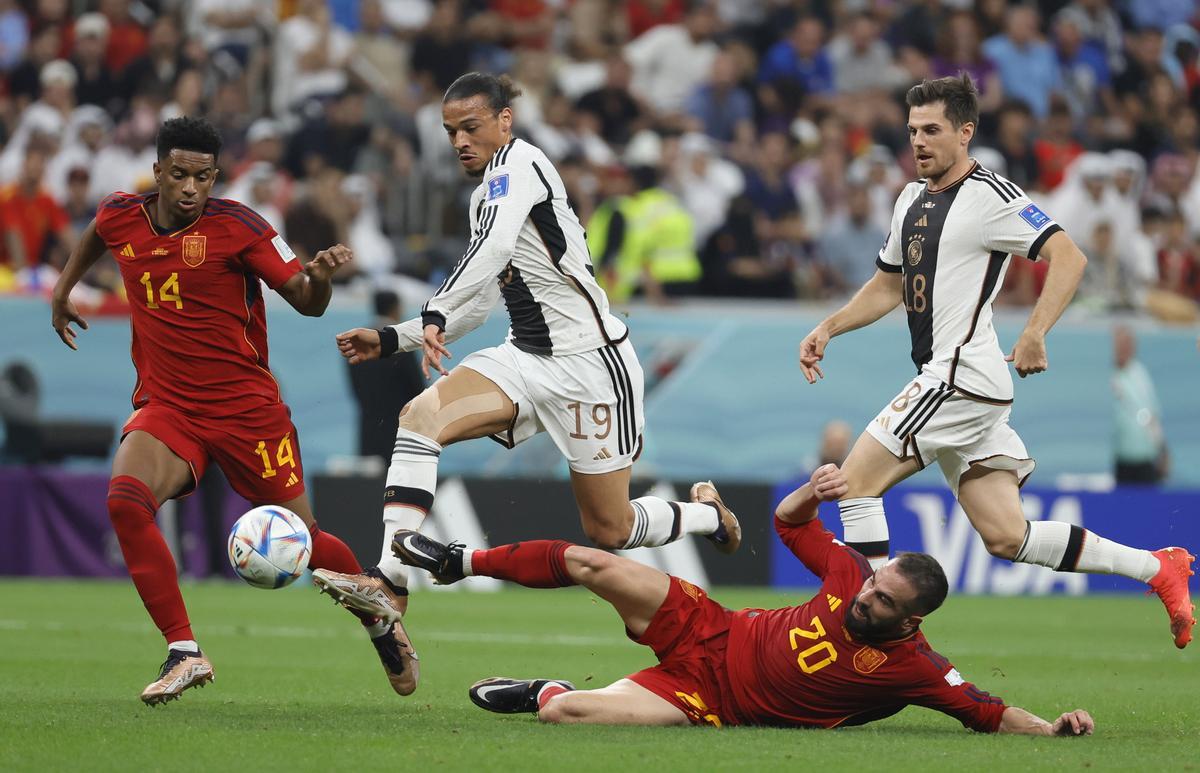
[308,522,382,628]
[537,682,571,710]
[107,476,194,644]
[307,523,362,574]
[469,541,577,588]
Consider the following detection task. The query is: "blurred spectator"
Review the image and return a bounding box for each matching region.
[627,0,685,39]
[595,133,701,303]
[686,49,754,145]
[0,146,71,271]
[758,16,834,99]
[285,167,347,266]
[226,118,294,214]
[354,0,413,108]
[889,0,941,56]
[1124,0,1195,33]
[0,59,75,184]
[97,0,146,75]
[410,0,473,95]
[1053,9,1113,125]
[1032,99,1082,191]
[818,181,886,294]
[224,162,286,236]
[816,419,852,468]
[1112,325,1167,485]
[346,290,424,466]
[932,12,1003,115]
[1144,154,1196,235]
[1114,26,1169,99]
[122,14,190,107]
[88,100,157,202]
[45,104,111,203]
[0,0,28,72]
[668,132,743,246]
[273,0,355,116]
[982,5,1060,119]
[161,67,205,119]
[698,194,792,299]
[991,100,1040,192]
[625,1,719,116]
[576,54,645,148]
[187,0,269,66]
[1059,0,1124,72]
[829,12,905,95]
[71,13,120,114]
[286,86,371,177]
[1046,153,1121,255]
[1154,209,1200,301]
[8,23,64,111]
[341,173,396,280]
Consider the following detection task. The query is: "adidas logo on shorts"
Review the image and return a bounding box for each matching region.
[592,447,613,461]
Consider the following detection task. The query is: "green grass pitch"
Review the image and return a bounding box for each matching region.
[1,578,1195,772]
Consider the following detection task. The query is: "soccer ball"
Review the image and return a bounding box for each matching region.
[227,505,312,589]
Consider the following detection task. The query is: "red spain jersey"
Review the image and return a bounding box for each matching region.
[724,517,1007,732]
[95,192,301,419]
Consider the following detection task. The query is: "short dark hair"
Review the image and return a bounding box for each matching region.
[443,72,522,112]
[156,116,222,162]
[905,73,979,129]
[893,552,949,616]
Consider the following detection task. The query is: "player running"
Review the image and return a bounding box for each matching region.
[390,465,1094,736]
[796,74,1194,648]
[313,71,740,682]
[49,117,417,705]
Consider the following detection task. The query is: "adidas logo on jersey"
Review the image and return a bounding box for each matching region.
[914,214,928,227]
[285,472,299,487]
[120,243,135,258]
[826,594,842,612]
[592,447,613,461]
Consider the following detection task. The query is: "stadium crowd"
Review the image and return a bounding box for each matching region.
[0,0,1198,317]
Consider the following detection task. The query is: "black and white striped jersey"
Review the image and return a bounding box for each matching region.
[875,161,1063,404]
[389,138,628,357]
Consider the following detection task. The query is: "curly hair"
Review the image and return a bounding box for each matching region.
[155,116,222,162]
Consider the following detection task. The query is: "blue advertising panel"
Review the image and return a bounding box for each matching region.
[771,481,1199,594]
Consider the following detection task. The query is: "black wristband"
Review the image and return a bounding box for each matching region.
[421,310,446,332]
[376,326,399,358]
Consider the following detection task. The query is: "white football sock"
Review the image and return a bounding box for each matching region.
[838,497,890,570]
[364,619,392,639]
[376,428,441,587]
[168,640,199,653]
[1014,522,1157,581]
[622,497,718,548]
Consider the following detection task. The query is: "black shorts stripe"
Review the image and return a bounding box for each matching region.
[602,345,637,455]
[893,385,943,438]
[598,348,629,455]
[906,389,954,438]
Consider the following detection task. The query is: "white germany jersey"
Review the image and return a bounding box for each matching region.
[390,138,628,356]
[876,162,1062,403]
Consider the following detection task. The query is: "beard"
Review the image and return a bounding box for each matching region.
[844,603,905,642]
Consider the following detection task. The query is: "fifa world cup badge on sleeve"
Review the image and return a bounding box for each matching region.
[182,234,206,267]
[271,234,296,263]
[1019,204,1050,230]
[487,173,510,201]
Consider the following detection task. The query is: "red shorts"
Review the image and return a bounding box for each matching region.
[122,401,306,503]
[626,576,738,727]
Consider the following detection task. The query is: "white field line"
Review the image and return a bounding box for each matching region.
[0,618,1190,663]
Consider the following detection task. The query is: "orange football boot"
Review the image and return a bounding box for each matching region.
[1148,547,1196,649]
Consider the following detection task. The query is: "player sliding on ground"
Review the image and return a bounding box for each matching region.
[50,117,413,705]
[795,74,1195,648]
[312,71,741,691]
[391,465,1093,735]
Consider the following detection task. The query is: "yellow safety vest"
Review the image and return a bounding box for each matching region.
[590,189,700,301]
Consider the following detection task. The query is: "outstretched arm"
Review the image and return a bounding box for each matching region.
[50,219,108,350]
[276,244,353,316]
[775,463,849,524]
[799,269,903,384]
[1006,230,1086,378]
[998,706,1094,736]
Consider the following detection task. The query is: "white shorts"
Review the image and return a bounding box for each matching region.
[865,371,1035,497]
[460,338,645,474]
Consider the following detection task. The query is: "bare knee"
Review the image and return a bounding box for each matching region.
[980,526,1025,560]
[580,504,634,550]
[538,693,585,724]
[396,391,440,441]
